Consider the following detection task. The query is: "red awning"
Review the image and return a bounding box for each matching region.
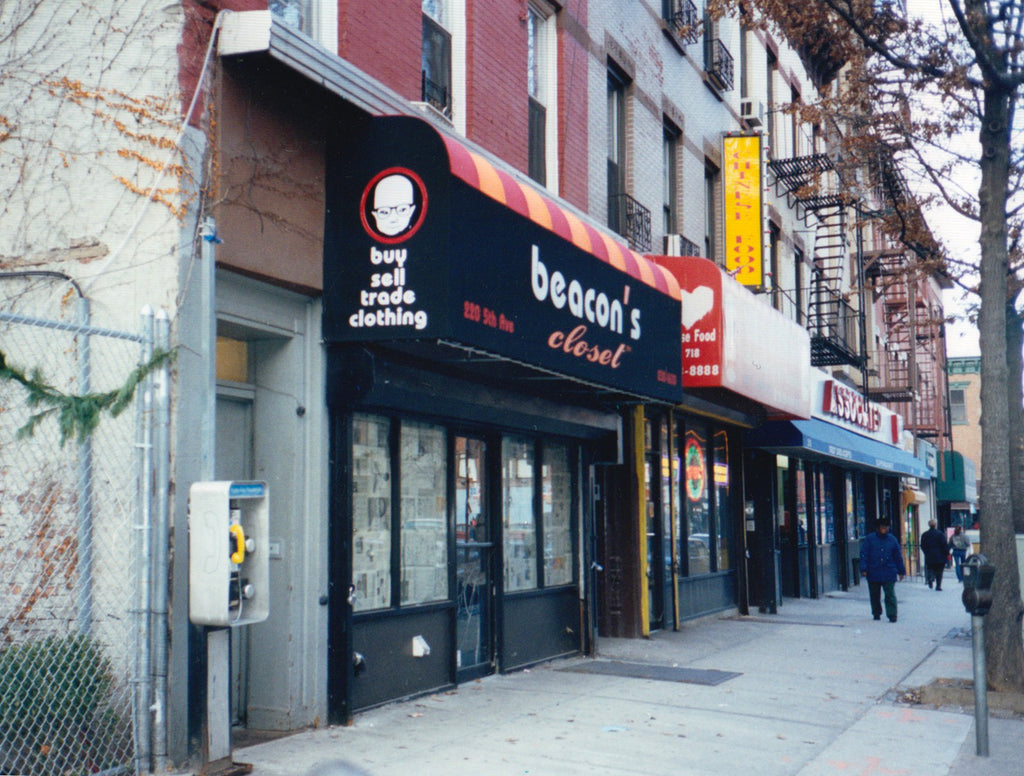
[434,131,682,301]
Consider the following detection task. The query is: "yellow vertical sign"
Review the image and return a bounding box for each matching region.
[723,135,763,287]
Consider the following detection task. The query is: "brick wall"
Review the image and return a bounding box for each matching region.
[558,6,589,211]
[338,0,422,103]
[464,0,529,170]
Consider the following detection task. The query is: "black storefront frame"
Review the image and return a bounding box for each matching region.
[643,408,742,629]
[747,451,903,608]
[326,351,610,722]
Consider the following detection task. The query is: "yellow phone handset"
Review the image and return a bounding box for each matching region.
[229,523,246,565]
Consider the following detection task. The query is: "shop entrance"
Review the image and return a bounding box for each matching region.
[455,436,495,679]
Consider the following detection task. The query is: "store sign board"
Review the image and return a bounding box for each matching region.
[814,376,902,445]
[648,255,812,419]
[723,135,763,288]
[323,116,683,402]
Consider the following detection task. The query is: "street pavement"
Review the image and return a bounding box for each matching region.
[229,577,1024,776]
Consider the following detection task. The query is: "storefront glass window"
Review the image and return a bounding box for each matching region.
[542,441,573,586]
[713,430,731,571]
[845,473,856,541]
[855,473,866,538]
[661,417,673,575]
[400,421,448,605]
[818,469,835,544]
[683,425,711,574]
[795,461,808,546]
[352,414,392,612]
[504,437,537,592]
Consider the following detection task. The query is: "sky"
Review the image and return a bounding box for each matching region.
[906,0,982,358]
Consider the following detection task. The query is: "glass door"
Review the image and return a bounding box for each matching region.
[455,436,493,677]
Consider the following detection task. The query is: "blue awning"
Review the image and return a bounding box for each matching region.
[746,419,931,479]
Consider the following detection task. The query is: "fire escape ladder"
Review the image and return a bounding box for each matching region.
[805,203,860,367]
[867,253,916,403]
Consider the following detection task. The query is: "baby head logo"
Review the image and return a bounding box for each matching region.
[360,168,428,243]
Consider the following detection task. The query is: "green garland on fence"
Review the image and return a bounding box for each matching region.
[0,348,176,445]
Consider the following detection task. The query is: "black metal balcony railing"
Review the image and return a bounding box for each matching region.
[421,71,452,119]
[664,0,700,44]
[807,290,862,367]
[704,38,734,92]
[679,235,701,257]
[610,193,652,253]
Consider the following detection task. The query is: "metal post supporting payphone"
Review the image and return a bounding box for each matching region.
[189,480,269,774]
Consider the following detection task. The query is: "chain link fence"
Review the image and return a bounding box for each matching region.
[1,280,157,776]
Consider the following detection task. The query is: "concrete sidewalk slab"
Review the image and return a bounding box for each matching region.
[230,579,1024,776]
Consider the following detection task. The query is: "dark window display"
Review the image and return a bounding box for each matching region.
[351,414,578,622]
[713,429,732,571]
[542,441,573,587]
[503,437,537,592]
[818,468,835,544]
[845,473,856,541]
[683,425,711,574]
[400,421,448,605]
[352,414,393,611]
[795,461,808,545]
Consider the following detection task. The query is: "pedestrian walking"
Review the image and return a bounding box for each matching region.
[860,517,906,622]
[920,519,948,590]
[949,524,971,582]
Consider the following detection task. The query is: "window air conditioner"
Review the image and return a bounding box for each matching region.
[740,98,764,128]
[664,234,683,256]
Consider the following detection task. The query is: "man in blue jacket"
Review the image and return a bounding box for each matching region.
[860,517,906,622]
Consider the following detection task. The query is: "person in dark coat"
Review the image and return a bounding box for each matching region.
[920,519,948,590]
[860,517,906,622]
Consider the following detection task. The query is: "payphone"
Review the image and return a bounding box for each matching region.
[189,481,270,626]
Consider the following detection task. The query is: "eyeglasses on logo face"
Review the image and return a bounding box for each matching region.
[372,203,414,218]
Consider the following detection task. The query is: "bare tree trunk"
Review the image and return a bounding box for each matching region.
[1007,302,1024,535]
[978,84,1024,692]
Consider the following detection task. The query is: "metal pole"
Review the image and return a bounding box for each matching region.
[151,309,171,772]
[76,296,94,635]
[135,307,155,775]
[200,217,217,481]
[972,614,989,756]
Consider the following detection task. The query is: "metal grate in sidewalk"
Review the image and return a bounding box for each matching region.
[557,659,740,686]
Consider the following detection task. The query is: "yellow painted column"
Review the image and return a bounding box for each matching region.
[632,405,650,637]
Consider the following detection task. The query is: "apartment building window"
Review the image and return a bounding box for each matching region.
[528,3,557,189]
[704,161,719,261]
[769,222,781,308]
[950,387,968,424]
[739,22,748,99]
[270,0,307,30]
[423,0,453,118]
[791,86,802,157]
[794,247,805,325]
[607,66,628,234]
[766,50,777,157]
[663,122,680,235]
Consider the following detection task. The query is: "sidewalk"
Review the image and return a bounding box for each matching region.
[232,578,1024,776]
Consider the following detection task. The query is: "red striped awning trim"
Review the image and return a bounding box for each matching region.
[439,134,681,300]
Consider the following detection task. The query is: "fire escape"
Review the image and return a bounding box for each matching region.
[767,154,864,368]
[863,160,948,439]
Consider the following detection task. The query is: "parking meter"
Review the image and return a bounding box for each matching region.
[961,553,996,616]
